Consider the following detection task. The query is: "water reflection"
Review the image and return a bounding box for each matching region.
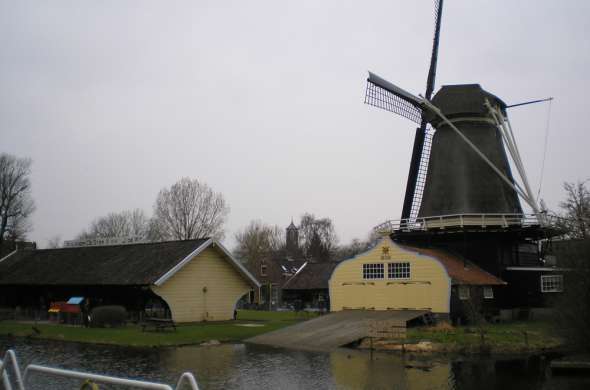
[1,337,589,390]
[331,349,452,389]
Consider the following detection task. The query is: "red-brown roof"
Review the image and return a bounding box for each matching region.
[400,244,506,286]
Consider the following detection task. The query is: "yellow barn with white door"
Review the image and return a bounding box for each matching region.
[329,236,451,314]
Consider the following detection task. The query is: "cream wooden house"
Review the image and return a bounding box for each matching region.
[151,239,260,322]
[329,236,504,317]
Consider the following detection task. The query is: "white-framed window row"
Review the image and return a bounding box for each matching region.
[541,275,563,293]
[363,263,384,280]
[458,285,470,300]
[363,262,412,280]
[483,286,494,299]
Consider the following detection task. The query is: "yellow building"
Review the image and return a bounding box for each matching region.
[151,239,260,322]
[329,236,504,316]
[330,236,450,313]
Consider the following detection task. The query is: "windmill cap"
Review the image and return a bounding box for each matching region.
[425,84,507,124]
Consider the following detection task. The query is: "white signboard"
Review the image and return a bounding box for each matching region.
[63,236,146,248]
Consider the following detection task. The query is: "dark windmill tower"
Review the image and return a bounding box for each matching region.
[364,2,561,311]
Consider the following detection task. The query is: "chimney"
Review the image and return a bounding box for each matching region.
[16,241,37,251]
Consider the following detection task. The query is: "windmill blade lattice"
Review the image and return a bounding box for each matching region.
[364,78,423,125]
[408,125,435,221]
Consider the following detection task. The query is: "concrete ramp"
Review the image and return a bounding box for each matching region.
[246,310,428,352]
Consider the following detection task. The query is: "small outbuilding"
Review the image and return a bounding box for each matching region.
[0,238,260,323]
[329,236,505,321]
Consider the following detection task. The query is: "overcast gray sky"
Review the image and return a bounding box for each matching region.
[2,1,589,249]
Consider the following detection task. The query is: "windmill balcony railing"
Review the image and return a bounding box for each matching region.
[374,213,554,234]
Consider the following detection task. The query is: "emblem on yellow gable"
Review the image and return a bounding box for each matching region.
[380,246,391,260]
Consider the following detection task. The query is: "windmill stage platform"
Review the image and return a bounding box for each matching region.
[374,213,561,240]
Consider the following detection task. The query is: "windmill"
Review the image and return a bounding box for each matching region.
[362,2,564,312]
[363,66,563,313]
[364,1,547,233]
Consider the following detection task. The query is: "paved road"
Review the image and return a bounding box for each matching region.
[246,310,427,352]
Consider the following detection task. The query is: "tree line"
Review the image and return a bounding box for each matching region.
[0,153,230,253]
[233,213,378,267]
[73,177,229,245]
[1,152,589,254]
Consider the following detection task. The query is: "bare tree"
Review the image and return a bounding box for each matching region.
[334,230,382,261]
[152,178,229,240]
[334,238,372,261]
[0,154,35,251]
[557,180,590,239]
[77,209,150,239]
[234,220,284,266]
[299,213,338,261]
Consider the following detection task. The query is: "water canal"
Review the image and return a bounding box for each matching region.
[1,337,589,389]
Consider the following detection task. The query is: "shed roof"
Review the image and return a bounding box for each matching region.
[282,262,338,290]
[400,244,506,286]
[0,239,260,287]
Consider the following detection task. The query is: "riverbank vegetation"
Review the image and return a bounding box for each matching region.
[0,310,314,347]
[0,311,567,354]
[362,320,564,354]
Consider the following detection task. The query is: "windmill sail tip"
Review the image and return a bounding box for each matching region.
[364,73,424,125]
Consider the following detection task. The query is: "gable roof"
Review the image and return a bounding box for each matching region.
[282,261,338,290]
[246,256,307,286]
[0,239,260,287]
[399,244,506,286]
[330,237,505,287]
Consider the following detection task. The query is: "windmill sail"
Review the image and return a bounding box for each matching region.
[365,72,423,124]
[402,0,444,222]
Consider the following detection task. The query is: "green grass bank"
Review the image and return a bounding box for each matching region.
[362,321,565,354]
[0,310,315,347]
[1,311,564,354]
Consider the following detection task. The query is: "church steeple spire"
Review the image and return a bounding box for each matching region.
[286,219,299,256]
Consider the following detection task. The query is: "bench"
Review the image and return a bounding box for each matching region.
[141,317,176,332]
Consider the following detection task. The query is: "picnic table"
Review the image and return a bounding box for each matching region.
[141,317,176,332]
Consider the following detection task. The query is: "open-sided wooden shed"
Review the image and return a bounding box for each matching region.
[0,238,260,323]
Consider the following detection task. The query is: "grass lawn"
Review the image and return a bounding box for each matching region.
[404,320,564,353]
[0,310,314,347]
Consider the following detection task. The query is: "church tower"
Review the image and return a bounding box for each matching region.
[286,220,299,256]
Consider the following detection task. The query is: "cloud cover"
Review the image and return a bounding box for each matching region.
[1,0,588,248]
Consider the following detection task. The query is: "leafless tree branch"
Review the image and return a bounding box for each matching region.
[0,154,35,250]
[77,208,150,239]
[151,177,229,241]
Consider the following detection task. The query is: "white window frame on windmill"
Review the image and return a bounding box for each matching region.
[541,275,563,293]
